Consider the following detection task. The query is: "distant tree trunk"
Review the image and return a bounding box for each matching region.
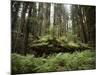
[38,3,43,36]
[41,3,47,36]
[50,3,54,37]
[36,2,40,37]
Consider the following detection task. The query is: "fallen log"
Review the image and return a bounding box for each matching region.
[29,39,91,57]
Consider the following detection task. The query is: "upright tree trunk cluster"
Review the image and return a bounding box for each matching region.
[71,5,95,47]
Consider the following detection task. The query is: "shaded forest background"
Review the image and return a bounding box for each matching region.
[11,1,96,74]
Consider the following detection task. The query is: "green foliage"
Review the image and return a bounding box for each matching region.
[66,32,78,42]
[67,41,79,48]
[12,50,96,74]
[12,54,33,73]
[29,34,90,51]
[11,53,46,74]
[39,35,53,42]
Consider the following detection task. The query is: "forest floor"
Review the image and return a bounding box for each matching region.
[11,50,96,74]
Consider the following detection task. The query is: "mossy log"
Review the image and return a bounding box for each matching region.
[29,38,91,57]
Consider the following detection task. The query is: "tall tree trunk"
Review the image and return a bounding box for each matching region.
[78,6,88,43]
[20,3,28,55]
[23,3,33,55]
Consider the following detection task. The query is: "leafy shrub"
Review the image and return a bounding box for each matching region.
[12,50,96,74]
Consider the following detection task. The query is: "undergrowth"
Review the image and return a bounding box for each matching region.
[11,50,96,74]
